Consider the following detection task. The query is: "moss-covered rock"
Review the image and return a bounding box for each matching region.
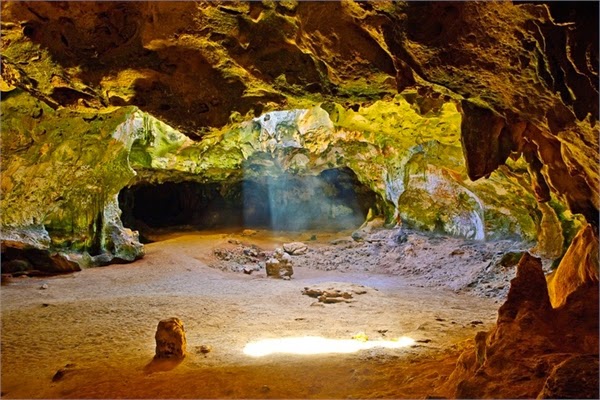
[123,95,577,248]
[0,91,145,268]
[0,89,581,269]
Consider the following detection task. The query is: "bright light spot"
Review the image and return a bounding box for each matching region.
[243,336,415,357]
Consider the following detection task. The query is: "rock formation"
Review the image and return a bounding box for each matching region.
[0,1,597,397]
[155,317,187,359]
[265,247,294,279]
[442,252,598,399]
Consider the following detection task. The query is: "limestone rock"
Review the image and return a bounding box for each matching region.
[302,283,369,304]
[283,242,308,255]
[265,248,293,279]
[547,225,599,308]
[154,318,186,359]
[351,230,367,242]
[1,243,80,274]
[1,1,597,233]
[537,354,599,399]
[445,246,598,399]
[392,229,408,244]
[497,253,552,323]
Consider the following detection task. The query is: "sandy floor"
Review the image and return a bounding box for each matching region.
[1,228,528,399]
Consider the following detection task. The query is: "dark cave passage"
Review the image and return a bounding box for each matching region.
[119,168,378,238]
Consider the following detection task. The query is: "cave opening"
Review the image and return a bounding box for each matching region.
[118,167,377,240]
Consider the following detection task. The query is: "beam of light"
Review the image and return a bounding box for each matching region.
[243,336,415,357]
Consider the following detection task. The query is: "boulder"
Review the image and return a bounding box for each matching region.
[497,252,552,323]
[154,318,186,359]
[1,244,80,274]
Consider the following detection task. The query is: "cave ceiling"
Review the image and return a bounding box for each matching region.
[1,1,598,223]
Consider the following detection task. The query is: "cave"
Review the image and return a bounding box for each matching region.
[118,168,377,238]
[1,2,598,400]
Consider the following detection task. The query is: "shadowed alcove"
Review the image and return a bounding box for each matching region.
[119,167,378,238]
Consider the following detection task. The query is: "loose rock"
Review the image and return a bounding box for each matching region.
[265,248,293,279]
[283,242,308,255]
[154,317,186,359]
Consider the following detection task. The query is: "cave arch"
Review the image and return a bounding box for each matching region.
[118,167,378,239]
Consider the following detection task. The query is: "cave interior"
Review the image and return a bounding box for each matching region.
[0,1,598,399]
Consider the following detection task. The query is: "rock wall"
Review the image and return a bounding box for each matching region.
[1,89,576,270]
[1,2,596,229]
[0,2,597,397]
[124,97,570,245]
[0,91,146,268]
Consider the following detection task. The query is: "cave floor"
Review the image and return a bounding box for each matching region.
[1,229,520,399]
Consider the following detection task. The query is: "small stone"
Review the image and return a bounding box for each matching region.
[283,242,308,255]
[154,317,186,359]
[393,230,408,244]
[40,283,48,290]
[198,345,212,355]
[243,267,253,275]
[310,302,325,307]
[261,385,270,393]
[243,247,258,257]
[241,229,257,236]
[302,288,323,298]
[351,230,367,242]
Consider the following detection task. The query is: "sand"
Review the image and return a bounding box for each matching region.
[1,228,537,399]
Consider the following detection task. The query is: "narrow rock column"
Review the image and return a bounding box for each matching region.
[154,317,186,359]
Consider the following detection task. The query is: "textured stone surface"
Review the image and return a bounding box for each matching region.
[266,248,294,279]
[547,225,599,308]
[2,2,595,267]
[537,355,599,400]
[1,1,596,228]
[444,250,599,399]
[0,3,597,398]
[155,317,186,359]
[283,242,308,256]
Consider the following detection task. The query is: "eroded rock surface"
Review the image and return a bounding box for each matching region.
[1,2,597,229]
[537,354,599,400]
[155,317,186,359]
[266,248,294,279]
[443,250,599,399]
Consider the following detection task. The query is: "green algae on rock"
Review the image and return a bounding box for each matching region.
[0,91,144,269]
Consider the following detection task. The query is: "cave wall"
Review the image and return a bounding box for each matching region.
[0,91,147,268]
[125,97,573,245]
[1,1,597,229]
[0,1,598,396]
[0,0,595,273]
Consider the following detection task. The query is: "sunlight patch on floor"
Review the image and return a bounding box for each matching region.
[243,336,415,357]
